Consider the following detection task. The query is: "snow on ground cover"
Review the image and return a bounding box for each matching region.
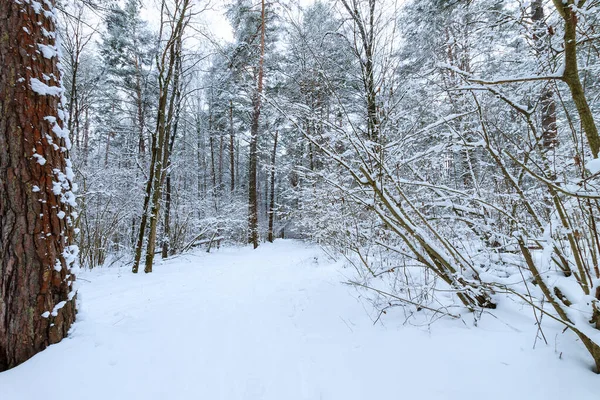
[0,240,597,399]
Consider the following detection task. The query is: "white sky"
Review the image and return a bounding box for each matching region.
[140,0,318,44]
[139,0,233,42]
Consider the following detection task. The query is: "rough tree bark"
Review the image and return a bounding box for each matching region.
[209,113,217,192]
[230,100,235,192]
[134,57,147,154]
[532,0,558,151]
[267,131,279,243]
[0,0,77,371]
[248,0,266,249]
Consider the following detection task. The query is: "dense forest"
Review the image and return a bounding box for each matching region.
[1,0,600,394]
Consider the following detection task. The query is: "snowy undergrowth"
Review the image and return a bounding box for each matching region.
[0,240,597,399]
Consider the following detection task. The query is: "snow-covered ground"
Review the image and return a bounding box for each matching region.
[0,240,597,399]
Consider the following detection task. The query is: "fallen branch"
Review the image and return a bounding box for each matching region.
[346,280,461,319]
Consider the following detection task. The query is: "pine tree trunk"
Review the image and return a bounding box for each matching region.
[105,131,111,167]
[83,107,90,165]
[268,131,279,242]
[197,118,204,196]
[134,57,146,154]
[161,174,172,259]
[248,0,266,249]
[248,103,259,248]
[219,131,224,191]
[532,0,558,152]
[0,0,77,371]
[209,114,217,192]
[230,100,235,192]
[67,52,79,146]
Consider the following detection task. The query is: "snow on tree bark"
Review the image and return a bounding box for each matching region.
[247,0,266,249]
[0,0,77,371]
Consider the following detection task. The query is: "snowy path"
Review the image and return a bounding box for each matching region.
[0,240,597,399]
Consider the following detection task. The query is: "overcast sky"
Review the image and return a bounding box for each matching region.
[139,0,318,44]
[139,0,234,42]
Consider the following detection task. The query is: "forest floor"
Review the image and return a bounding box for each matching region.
[0,240,598,399]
